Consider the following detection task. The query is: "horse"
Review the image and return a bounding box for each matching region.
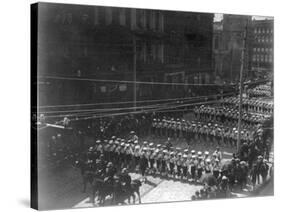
[73,158,96,193]
[93,177,142,205]
[129,179,142,204]
[93,176,115,205]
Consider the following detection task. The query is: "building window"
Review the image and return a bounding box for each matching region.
[258,28,261,33]
[254,28,257,33]
[214,37,219,50]
[112,8,119,25]
[98,7,105,24]
[253,55,256,61]
[150,11,156,30]
[261,48,264,52]
[261,55,264,62]
[136,10,145,29]
[253,48,256,52]
[269,55,273,62]
[146,10,150,29]
[125,8,131,28]
[94,7,99,25]
[257,48,260,52]
[267,29,270,34]
[159,12,164,32]
[119,8,126,26]
[265,55,268,62]
[105,8,113,25]
[155,12,160,31]
[146,42,153,63]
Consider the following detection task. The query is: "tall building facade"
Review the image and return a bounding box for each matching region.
[212,20,228,83]
[212,14,252,83]
[37,3,214,107]
[248,19,273,78]
[222,15,251,83]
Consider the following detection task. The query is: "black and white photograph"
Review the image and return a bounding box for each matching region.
[31,2,274,210]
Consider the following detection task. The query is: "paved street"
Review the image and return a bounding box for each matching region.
[37,135,240,210]
[38,165,204,210]
[73,173,203,208]
[38,164,256,210]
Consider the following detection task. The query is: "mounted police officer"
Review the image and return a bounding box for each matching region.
[119,168,132,195]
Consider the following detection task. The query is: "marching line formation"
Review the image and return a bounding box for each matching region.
[37,82,273,205]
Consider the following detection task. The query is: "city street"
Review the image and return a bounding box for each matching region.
[39,161,254,210]
[31,3,274,210]
[38,166,202,210]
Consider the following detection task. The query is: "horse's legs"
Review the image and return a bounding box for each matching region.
[96,190,100,203]
[111,192,116,205]
[137,189,141,203]
[92,191,96,204]
[132,193,136,204]
[82,179,87,193]
[127,192,131,204]
[92,186,97,204]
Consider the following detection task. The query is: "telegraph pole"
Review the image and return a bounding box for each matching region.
[237,20,249,152]
[230,48,233,83]
[133,35,137,111]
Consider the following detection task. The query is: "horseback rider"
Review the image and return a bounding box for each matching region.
[119,168,132,192]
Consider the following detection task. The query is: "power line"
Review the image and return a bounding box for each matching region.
[69,99,220,121]
[39,101,170,114]
[38,75,232,86]
[37,93,236,118]
[43,98,219,120]
[37,92,236,109]
[38,92,237,118]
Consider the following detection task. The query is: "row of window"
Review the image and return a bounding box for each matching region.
[253,47,273,53]
[255,36,273,43]
[136,42,164,64]
[54,8,164,32]
[252,54,273,62]
[254,28,273,34]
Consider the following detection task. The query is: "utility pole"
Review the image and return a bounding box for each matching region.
[133,35,137,111]
[230,48,233,83]
[237,20,249,152]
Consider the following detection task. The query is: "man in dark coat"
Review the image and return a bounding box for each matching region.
[139,152,148,183]
[120,168,132,194]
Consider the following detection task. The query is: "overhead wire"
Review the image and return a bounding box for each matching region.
[44,98,214,120]
[39,91,237,116]
[37,75,270,88]
[43,98,219,122]
[38,75,233,86]
[40,101,170,114]
[37,92,237,110]
[69,99,220,121]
